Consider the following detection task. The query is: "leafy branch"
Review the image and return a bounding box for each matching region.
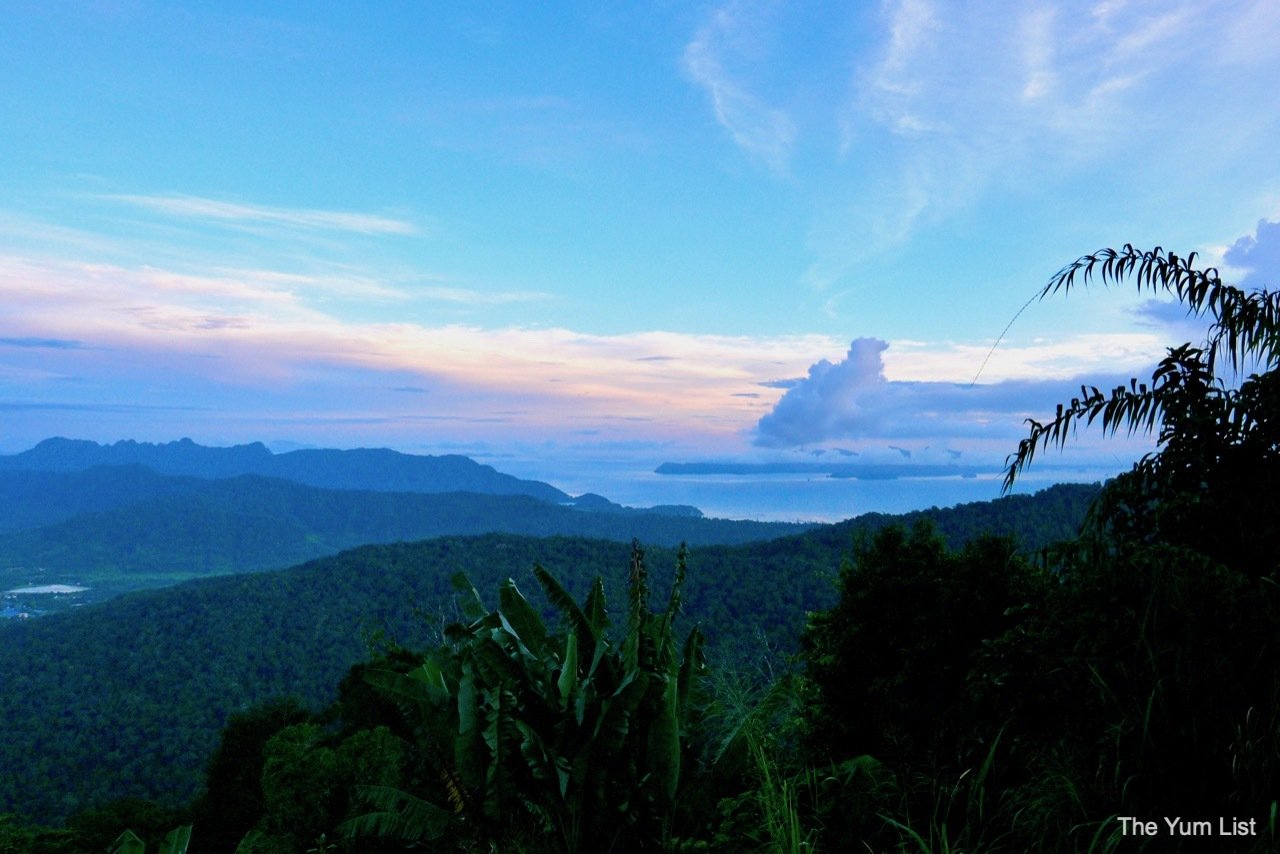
[1003,246,1280,491]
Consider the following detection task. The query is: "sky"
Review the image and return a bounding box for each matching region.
[3,1,1280,520]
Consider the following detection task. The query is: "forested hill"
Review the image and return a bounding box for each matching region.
[0,483,1097,824]
[0,437,570,502]
[0,465,205,534]
[0,473,813,588]
[1,444,807,615]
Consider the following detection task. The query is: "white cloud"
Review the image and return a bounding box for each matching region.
[754,336,1161,461]
[415,286,552,306]
[1019,5,1058,101]
[887,331,1172,383]
[683,1,797,172]
[862,0,942,132]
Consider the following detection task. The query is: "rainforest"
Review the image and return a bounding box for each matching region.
[0,247,1277,852]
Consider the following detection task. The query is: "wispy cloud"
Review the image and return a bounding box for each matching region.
[813,0,1280,286]
[860,0,942,135]
[0,401,207,413]
[683,1,796,173]
[105,193,419,236]
[0,253,842,429]
[416,285,552,306]
[884,331,1171,383]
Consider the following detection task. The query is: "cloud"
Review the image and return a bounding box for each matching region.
[0,337,82,349]
[756,338,890,446]
[861,0,942,135]
[0,252,844,434]
[814,0,1278,286]
[0,249,1183,459]
[683,1,796,172]
[1224,219,1280,289]
[884,331,1169,384]
[1130,299,1212,343]
[0,401,206,413]
[755,337,1157,453]
[416,285,552,306]
[106,194,419,236]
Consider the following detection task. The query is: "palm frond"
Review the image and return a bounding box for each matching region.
[1004,246,1278,490]
[1044,245,1280,373]
[1003,379,1163,492]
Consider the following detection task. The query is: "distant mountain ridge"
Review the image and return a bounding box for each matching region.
[0,441,800,614]
[0,437,571,503]
[0,471,812,594]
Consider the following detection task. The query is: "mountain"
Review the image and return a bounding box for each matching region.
[0,441,750,615]
[0,483,1098,823]
[0,471,812,612]
[0,438,571,503]
[0,465,205,534]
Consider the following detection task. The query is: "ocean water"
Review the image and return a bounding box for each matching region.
[482,455,1121,523]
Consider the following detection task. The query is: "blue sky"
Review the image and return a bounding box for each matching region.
[3,1,1279,518]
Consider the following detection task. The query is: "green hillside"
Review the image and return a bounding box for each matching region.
[0,474,813,615]
[0,484,1095,824]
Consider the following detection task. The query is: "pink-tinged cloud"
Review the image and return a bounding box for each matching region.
[0,253,1177,458]
[0,254,840,441]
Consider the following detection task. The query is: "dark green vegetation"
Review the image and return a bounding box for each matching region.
[349,547,706,852]
[0,470,809,614]
[4,246,1274,850]
[0,484,1093,829]
[0,450,806,616]
[794,246,1280,851]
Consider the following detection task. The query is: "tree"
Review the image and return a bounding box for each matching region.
[189,698,311,854]
[1002,245,1280,574]
[788,246,1280,851]
[984,245,1280,847]
[801,523,1034,766]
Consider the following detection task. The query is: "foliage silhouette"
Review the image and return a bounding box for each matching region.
[1004,244,1280,497]
[793,245,1280,850]
[346,541,705,853]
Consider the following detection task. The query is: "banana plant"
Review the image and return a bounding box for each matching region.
[349,541,704,852]
[109,825,191,854]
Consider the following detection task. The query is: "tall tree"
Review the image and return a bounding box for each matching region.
[1002,245,1280,574]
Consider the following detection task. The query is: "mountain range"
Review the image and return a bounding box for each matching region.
[1,437,573,502]
[0,439,809,614]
